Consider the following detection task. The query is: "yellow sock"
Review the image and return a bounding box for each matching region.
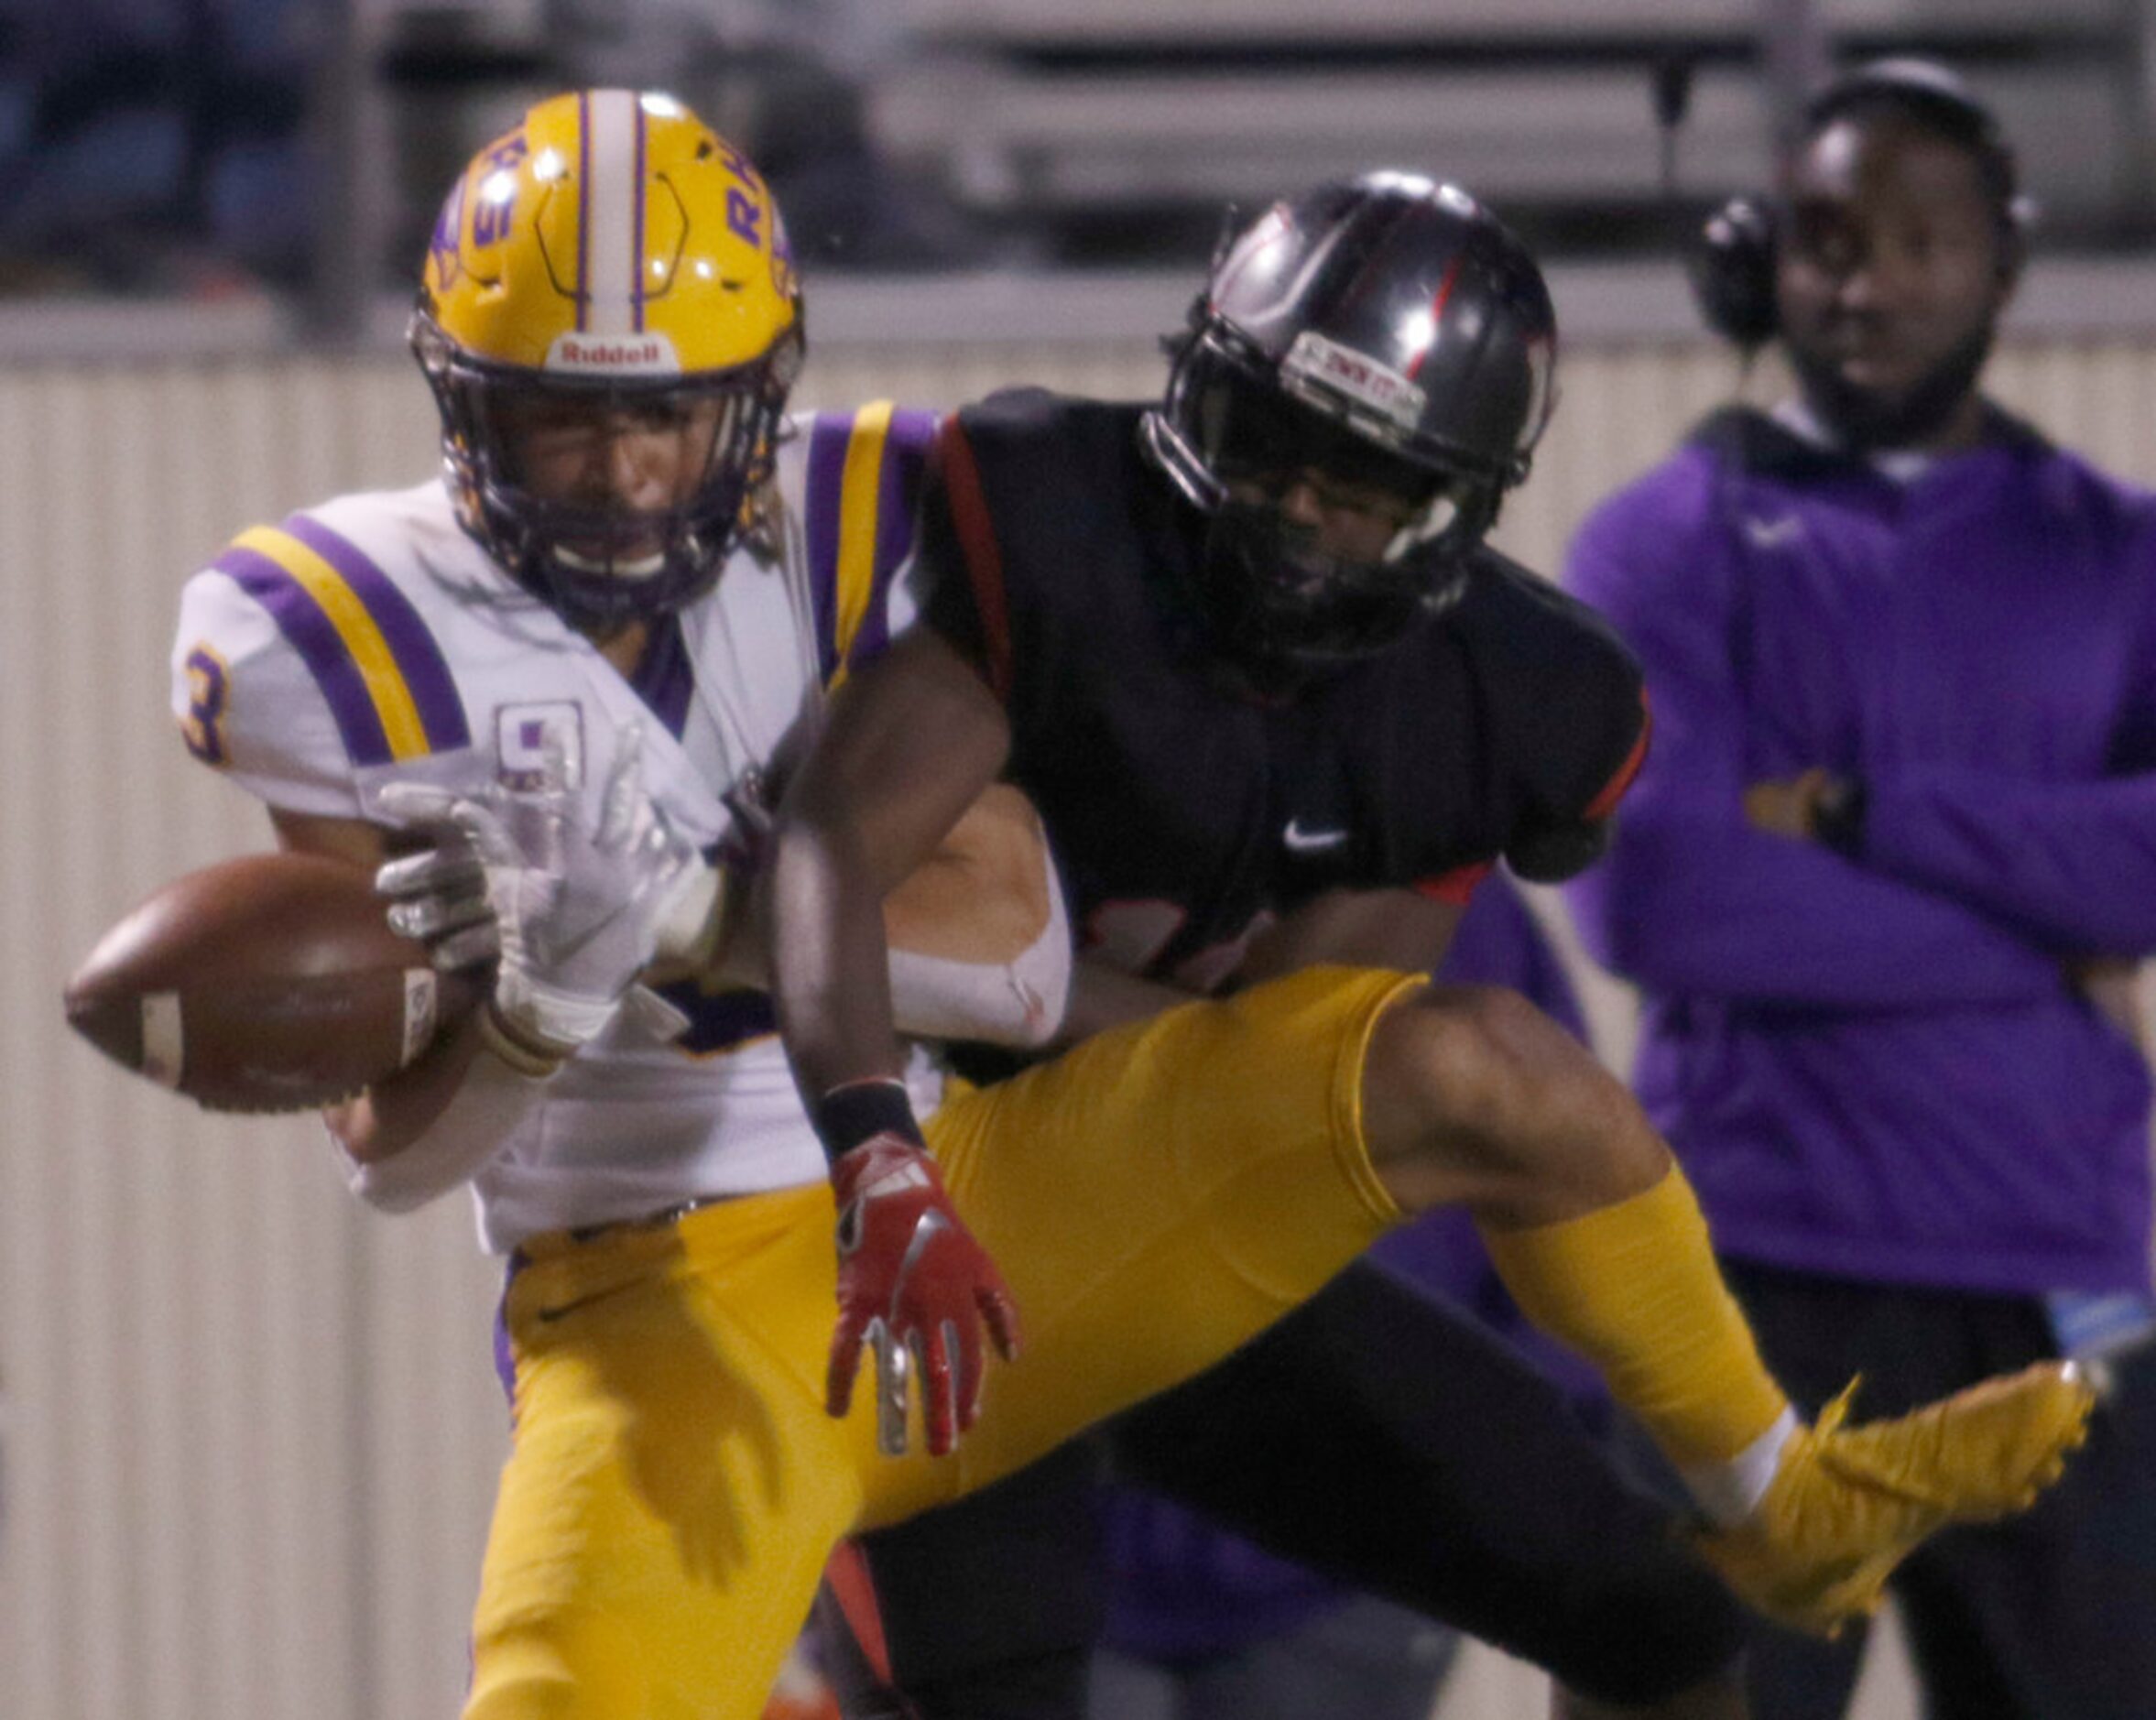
[1480,1165,1789,1473]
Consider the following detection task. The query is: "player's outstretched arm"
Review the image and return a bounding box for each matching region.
[773,626,1015,1094]
[772,626,1022,1456]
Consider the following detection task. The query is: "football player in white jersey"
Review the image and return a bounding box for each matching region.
[174,91,1062,1247]
[169,92,1075,1718]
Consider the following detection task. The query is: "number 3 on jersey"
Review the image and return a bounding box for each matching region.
[180,644,232,766]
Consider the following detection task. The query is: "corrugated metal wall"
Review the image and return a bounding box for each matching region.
[5,333,2151,1720]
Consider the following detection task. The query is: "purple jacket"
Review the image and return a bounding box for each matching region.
[1566,407,2156,1296]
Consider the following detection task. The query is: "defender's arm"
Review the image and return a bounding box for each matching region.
[771,625,1024,1455]
[772,626,1016,1097]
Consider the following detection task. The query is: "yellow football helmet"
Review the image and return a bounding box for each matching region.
[409,89,804,625]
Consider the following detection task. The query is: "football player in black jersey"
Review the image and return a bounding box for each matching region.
[768,176,2093,1720]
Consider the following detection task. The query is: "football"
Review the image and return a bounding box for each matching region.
[64,851,483,1114]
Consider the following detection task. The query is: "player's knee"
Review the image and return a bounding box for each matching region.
[1364,985,1657,1217]
[1372,983,1571,1137]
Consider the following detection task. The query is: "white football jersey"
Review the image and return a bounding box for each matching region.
[170,404,945,1251]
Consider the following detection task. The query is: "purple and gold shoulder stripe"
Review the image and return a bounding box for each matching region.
[212,515,472,767]
[802,401,939,691]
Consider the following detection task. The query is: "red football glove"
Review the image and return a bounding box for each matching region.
[826,1133,1022,1457]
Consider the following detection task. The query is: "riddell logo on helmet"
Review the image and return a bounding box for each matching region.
[545,332,683,374]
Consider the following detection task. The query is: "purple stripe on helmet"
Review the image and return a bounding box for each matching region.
[214,545,393,767]
[630,615,693,739]
[804,412,855,684]
[281,514,473,754]
[631,101,647,333]
[576,91,592,332]
[854,408,938,670]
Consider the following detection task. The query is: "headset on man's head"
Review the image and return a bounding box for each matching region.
[1689,59,2031,349]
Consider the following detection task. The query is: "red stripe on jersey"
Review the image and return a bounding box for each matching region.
[1414,860,1492,907]
[822,1540,897,1689]
[936,419,1014,702]
[1583,688,1652,822]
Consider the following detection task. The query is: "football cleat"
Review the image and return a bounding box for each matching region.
[1694,1360,2096,1637]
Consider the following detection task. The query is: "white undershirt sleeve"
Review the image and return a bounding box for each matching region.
[887,841,1072,1048]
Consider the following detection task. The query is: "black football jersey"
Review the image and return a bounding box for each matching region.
[916,388,1647,986]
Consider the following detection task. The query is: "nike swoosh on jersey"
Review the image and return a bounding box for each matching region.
[1742,514,1803,549]
[1283,819,1351,854]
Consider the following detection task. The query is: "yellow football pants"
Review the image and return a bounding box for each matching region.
[464,965,1417,1720]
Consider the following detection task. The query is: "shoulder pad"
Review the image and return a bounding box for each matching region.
[958,386,1069,441]
[791,402,941,683]
[172,501,474,815]
[1461,548,1640,680]
[1453,552,1649,830]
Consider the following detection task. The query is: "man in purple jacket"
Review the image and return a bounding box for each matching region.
[1566,60,2156,1720]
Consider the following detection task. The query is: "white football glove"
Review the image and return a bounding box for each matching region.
[373,725,712,1061]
